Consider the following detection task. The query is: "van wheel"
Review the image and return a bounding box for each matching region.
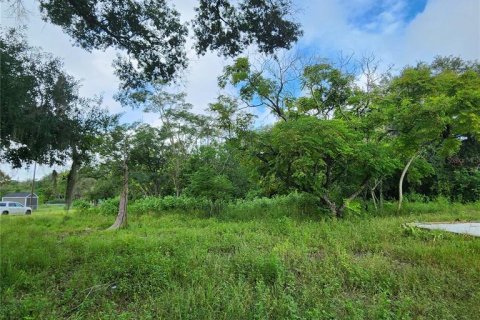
[2,211,8,215]
[26,210,32,215]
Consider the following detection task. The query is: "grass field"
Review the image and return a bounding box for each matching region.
[1,203,479,319]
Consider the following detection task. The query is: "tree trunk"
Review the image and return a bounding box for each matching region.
[379,180,384,211]
[30,162,36,209]
[336,178,370,218]
[109,137,129,230]
[370,179,381,212]
[321,194,338,217]
[52,170,58,198]
[173,157,181,197]
[370,188,378,211]
[65,157,81,211]
[108,159,129,230]
[397,155,417,213]
[322,177,370,218]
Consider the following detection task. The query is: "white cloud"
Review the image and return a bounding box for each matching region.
[403,0,480,62]
[298,0,479,67]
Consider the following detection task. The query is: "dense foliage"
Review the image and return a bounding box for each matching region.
[2,41,478,214]
[0,28,79,167]
[1,11,478,217]
[34,0,301,92]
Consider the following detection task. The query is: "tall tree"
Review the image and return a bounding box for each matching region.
[64,100,117,210]
[11,0,303,92]
[219,55,303,121]
[1,28,79,168]
[385,58,480,211]
[98,125,132,229]
[252,116,396,217]
[128,124,170,197]
[139,90,212,196]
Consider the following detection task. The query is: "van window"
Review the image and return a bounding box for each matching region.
[0,203,5,207]
[8,203,16,207]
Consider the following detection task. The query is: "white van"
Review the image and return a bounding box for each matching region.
[0,201,32,215]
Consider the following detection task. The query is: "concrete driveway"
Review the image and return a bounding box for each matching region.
[412,222,480,237]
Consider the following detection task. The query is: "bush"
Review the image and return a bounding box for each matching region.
[97,197,120,215]
[129,196,212,215]
[45,199,66,205]
[405,193,430,203]
[72,199,91,210]
[94,192,374,220]
[221,192,324,220]
[119,192,325,220]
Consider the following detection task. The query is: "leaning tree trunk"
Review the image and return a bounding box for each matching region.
[108,155,129,230]
[336,178,370,218]
[321,194,339,217]
[65,157,81,211]
[321,177,370,218]
[397,155,417,213]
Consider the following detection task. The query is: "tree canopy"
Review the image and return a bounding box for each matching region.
[33,0,302,91]
[1,28,79,167]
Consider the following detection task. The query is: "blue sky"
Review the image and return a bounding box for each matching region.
[1,0,479,180]
[345,0,428,32]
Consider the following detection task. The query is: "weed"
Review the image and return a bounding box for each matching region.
[1,203,479,319]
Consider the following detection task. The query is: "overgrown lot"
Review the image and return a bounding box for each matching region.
[1,202,479,319]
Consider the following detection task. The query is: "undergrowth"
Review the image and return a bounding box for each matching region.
[1,201,479,319]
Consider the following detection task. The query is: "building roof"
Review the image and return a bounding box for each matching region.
[2,192,38,198]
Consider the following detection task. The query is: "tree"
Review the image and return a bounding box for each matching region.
[9,0,302,92]
[297,63,354,119]
[193,0,302,56]
[128,124,170,197]
[185,147,235,202]
[252,116,395,217]
[219,55,303,121]
[185,145,252,201]
[64,100,117,210]
[385,58,480,211]
[77,165,120,202]
[1,28,117,207]
[0,170,12,188]
[208,95,255,140]
[138,91,212,196]
[219,55,374,122]
[37,0,187,91]
[1,28,79,168]
[98,125,132,229]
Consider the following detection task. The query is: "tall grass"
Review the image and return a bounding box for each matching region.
[86,192,328,220]
[86,193,479,222]
[1,203,479,319]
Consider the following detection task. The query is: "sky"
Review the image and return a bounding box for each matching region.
[1,0,479,181]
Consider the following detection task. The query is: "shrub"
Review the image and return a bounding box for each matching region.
[45,199,66,205]
[129,196,211,215]
[95,192,332,219]
[98,197,120,215]
[72,199,91,210]
[221,192,324,220]
[405,193,430,203]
